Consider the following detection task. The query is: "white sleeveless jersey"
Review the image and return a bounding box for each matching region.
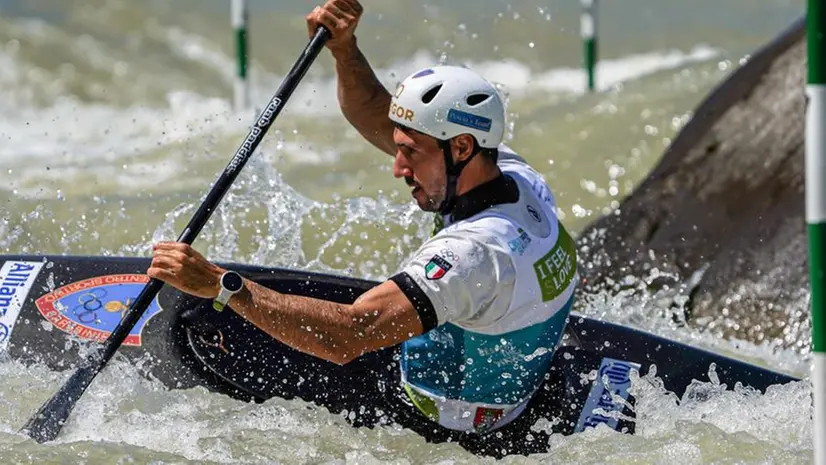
[390,145,578,433]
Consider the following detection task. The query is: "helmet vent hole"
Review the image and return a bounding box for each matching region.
[466,93,491,106]
[421,84,443,104]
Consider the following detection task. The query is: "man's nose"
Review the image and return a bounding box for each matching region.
[392,153,412,179]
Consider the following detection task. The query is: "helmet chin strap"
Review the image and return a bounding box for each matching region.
[437,139,480,215]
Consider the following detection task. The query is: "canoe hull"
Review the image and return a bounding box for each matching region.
[0,255,797,457]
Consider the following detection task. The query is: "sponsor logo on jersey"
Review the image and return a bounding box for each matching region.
[527,205,542,222]
[507,228,532,255]
[533,224,577,302]
[424,255,453,280]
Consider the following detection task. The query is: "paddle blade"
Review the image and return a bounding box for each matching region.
[21,365,99,444]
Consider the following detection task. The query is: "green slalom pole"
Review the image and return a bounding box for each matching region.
[232,0,249,110]
[581,0,597,92]
[808,1,826,464]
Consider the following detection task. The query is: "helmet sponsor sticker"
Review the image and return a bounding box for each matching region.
[390,102,415,121]
[394,83,405,98]
[447,109,492,133]
[412,68,435,79]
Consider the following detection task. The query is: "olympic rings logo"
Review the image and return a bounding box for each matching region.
[71,289,108,324]
[70,288,133,326]
[440,248,460,262]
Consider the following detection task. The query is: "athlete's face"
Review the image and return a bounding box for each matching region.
[392,127,447,212]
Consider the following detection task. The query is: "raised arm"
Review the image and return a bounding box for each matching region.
[306,0,396,156]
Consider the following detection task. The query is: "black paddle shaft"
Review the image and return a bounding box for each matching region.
[22,27,332,444]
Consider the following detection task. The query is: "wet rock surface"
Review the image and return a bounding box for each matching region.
[576,17,810,350]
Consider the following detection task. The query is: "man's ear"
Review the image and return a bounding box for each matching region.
[452,134,475,162]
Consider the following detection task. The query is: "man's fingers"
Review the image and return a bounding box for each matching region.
[338,0,363,14]
[152,242,201,262]
[329,2,359,19]
[150,253,185,272]
[314,8,348,34]
[146,267,178,285]
[307,1,361,44]
[153,241,189,253]
[325,3,346,20]
[306,6,321,33]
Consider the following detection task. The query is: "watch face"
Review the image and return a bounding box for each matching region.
[221,271,244,292]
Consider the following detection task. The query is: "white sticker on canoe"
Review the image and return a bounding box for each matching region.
[0,261,44,351]
[574,357,641,433]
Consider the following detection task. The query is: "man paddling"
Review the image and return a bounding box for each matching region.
[148,0,577,439]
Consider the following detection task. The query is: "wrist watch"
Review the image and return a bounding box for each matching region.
[213,270,244,311]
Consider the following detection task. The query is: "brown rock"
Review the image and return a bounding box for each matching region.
[576,16,810,350]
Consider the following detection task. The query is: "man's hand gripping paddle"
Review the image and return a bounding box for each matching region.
[20,27,331,444]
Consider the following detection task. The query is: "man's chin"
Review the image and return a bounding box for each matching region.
[411,189,441,212]
[416,198,441,213]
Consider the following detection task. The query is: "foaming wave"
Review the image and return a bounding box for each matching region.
[479,45,720,94]
[275,45,722,118]
[0,355,471,464]
[574,260,810,379]
[543,370,811,464]
[0,90,251,198]
[0,16,721,180]
[0,91,235,162]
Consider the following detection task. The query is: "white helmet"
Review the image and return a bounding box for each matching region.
[388,65,505,148]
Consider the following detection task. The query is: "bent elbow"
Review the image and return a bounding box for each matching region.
[334,352,359,366]
[326,346,363,366]
[321,337,366,366]
[324,308,381,365]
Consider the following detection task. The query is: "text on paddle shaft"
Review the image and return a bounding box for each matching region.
[227,97,282,174]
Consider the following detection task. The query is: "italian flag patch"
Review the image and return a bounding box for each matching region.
[473,407,504,432]
[424,255,452,280]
